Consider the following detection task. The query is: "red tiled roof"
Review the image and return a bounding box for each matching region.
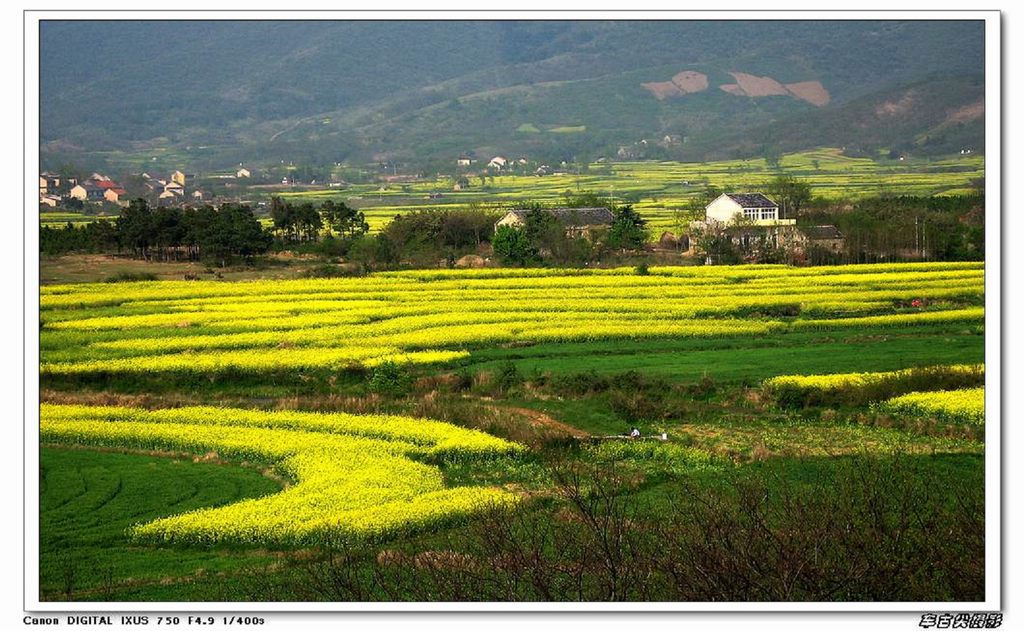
[96,180,118,189]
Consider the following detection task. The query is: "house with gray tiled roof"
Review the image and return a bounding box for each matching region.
[495,207,615,239]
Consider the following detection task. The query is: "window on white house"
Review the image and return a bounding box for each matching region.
[744,209,757,220]
[761,208,775,220]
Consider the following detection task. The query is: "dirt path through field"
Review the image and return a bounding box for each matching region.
[495,405,591,438]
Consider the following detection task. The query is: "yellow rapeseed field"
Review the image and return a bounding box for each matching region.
[40,262,984,379]
[41,404,523,546]
[876,388,986,426]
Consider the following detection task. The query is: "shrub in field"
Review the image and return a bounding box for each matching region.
[550,370,612,396]
[496,361,524,394]
[763,364,984,408]
[685,374,718,400]
[492,225,537,266]
[301,263,364,279]
[103,272,158,283]
[368,360,411,396]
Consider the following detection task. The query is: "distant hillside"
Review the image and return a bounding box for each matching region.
[688,75,986,160]
[39,20,985,171]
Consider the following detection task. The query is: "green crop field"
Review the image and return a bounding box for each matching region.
[39,149,983,235]
[38,261,987,602]
[39,447,282,601]
[40,211,118,228]
[277,148,984,234]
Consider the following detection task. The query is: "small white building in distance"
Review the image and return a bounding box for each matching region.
[704,193,794,226]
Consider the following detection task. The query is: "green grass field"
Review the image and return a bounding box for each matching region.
[462,324,983,385]
[39,447,281,601]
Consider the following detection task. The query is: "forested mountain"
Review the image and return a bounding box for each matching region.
[39,20,985,170]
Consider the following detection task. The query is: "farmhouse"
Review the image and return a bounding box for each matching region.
[163,180,184,196]
[704,192,794,226]
[488,156,508,170]
[69,182,106,202]
[158,189,181,205]
[39,171,66,194]
[495,207,615,239]
[790,225,846,255]
[686,192,845,262]
[103,187,128,205]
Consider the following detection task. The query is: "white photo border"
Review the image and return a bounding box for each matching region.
[22,8,1003,614]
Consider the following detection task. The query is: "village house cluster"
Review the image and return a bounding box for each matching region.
[39,167,256,210]
[456,153,556,180]
[493,192,846,263]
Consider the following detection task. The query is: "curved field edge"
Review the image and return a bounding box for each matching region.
[41,404,524,547]
[39,446,283,601]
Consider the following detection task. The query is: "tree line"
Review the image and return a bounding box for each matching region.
[40,188,984,269]
[492,204,649,266]
[40,197,374,266]
[801,193,984,264]
[683,176,983,265]
[40,200,272,266]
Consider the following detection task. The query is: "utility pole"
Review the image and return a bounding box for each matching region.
[917,216,925,257]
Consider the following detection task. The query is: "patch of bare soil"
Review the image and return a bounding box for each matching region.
[41,389,188,409]
[728,72,790,97]
[641,70,708,99]
[455,254,488,268]
[670,71,709,93]
[874,91,916,118]
[784,80,831,106]
[944,99,985,125]
[641,81,683,100]
[718,83,744,95]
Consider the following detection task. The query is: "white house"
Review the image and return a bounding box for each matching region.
[488,156,508,170]
[236,168,251,178]
[704,193,793,226]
